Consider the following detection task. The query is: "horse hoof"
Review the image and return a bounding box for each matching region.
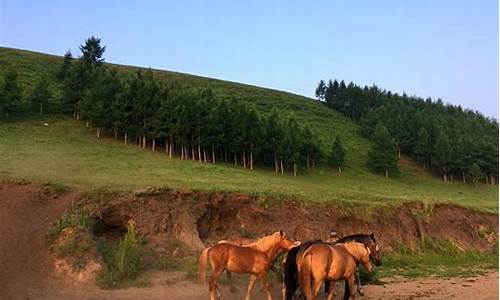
[358,289,365,296]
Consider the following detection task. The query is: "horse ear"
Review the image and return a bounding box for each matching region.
[279,230,284,237]
[370,232,375,240]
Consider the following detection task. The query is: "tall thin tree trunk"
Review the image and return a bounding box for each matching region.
[152,139,156,152]
[169,143,173,158]
[212,145,215,164]
[142,136,146,149]
[225,148,228,162]
[450,174,454,182]
[86,121,89,128]
[181,147,184,160]
[293,162,297,177]
[443,174,447,182]
[307,154,310,171]
[398,146,401,158]
[165,142,169,153]
[198,145,202,163]
[274,152,278,173]
[96,128,100,139]
[39,104,43,116]
[250,151,253,170]
[124,133,128,145]
[243,149,246,168]
[192,146,195,161]
[338,166,342,173]
[385,169,389,179]
[280,160,284,175]
[203,149,207,163]
[491,175,496,185]
[462,171,466,184]
[485,175,489,185]
[114,130,118,139]
[234,154,237,166]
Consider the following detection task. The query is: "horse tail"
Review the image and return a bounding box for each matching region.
[299,249,314,299]
[198,247,210,285]
[283,246,300,300]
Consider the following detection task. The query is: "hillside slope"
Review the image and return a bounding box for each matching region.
[0,47,497,212]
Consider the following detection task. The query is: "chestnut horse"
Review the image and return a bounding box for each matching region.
[298,241,372,300]
[199,230,300,300]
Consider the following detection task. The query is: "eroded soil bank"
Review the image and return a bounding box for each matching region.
[0,181,498,299]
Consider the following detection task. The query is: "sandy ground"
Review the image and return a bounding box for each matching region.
[0,182,498,300]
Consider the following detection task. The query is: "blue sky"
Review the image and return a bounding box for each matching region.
[1,0,498,118]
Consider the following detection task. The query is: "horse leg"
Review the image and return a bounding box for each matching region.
[244,274,258,300]
[226,270,237,293]
[209,266,225,300]
[326,280,336,300]
[355,269,364,296]
[312,277,323,300]
[346,275,356,300]
[258,272,274,300]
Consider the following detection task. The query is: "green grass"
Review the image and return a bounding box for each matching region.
[378,240,499,279]
[0,115,497,212]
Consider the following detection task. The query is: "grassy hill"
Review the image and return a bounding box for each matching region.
[0,47,497,212]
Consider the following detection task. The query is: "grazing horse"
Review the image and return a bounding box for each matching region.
[298,241,372,300]
[199,230,300,300]
[283,233,382,300]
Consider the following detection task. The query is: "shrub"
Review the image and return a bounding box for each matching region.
[96,224,142,288]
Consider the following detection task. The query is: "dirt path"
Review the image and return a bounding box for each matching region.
[0,181,498,300]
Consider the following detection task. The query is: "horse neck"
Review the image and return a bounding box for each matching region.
[342,242,368,262]
[252,235,277,252]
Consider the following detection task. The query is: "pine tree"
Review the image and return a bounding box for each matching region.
[368,124,398,178]
[0,69,22,120]
[467,163,482,186]
[79,36,106,66]
[413,127,430,168]
[30,76,52,116]
[57,50,73,81]
[431,131,451,181]
[329,135,345,173]
[315,80,326,101]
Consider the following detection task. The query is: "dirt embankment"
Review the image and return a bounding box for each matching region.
[0,181,497,299]
[93,187,497,252]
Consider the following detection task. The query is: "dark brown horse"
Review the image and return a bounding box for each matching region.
[199,230,300,300]
[283,233,382,300]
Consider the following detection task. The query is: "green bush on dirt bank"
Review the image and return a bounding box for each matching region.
[96,224,143,288]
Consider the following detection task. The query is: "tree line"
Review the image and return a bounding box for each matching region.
[316,79,498,184]
[1,37,345,176]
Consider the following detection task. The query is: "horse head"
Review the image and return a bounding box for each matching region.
[276,230,301,251]
[367,233,382,266]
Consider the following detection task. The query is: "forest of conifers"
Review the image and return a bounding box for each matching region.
[315,79,498,184]
[0,36,497,183]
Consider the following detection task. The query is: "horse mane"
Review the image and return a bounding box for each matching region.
[336,233,375,245]
[250,231,281,252]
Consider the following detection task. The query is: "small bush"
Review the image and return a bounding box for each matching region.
[47,212,90,244]
[96,224,142,288]
[358,265,382,285]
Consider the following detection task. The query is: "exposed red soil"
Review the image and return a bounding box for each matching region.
[0,181,498,300]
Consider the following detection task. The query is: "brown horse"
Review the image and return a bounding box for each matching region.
[199,230,300,300]
[297,241,372,300]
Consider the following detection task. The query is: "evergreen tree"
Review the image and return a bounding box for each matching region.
[57,50,73,81]
[431,131,451,181]
[79,36,106,66]
[467,163,482,186]
[284,117,301,176]
[315,80,326,101]
[329,135,346,173]
[30,76,52,116]
[413,127,430,168]
[0,69,22,120]
[368,124,398,178]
